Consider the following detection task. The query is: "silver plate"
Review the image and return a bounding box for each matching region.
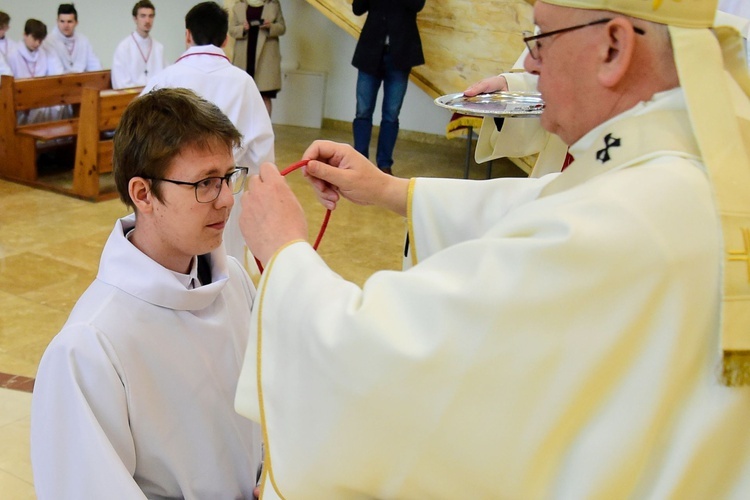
[434,91,544,118]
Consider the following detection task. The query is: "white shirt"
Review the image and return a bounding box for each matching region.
[236,89,750,499]
[31,214,262,499]
[0,36,18,62]
[111,32,164,89]
[45,27,102,73]
[0,50,11,76]
[142,44,275,263]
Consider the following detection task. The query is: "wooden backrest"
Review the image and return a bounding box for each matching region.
[73,86,142,199]
[96,88,142,131]
[10,70,111,112]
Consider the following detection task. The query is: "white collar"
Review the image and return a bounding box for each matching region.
[110,215,229,310]
[52,27,76,43]
[570,88,686,157]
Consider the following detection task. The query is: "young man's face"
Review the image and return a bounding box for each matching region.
[146,143,236,274]
[134,8,155,37]
[0,25,8,39]
[23,33,43,51]
[57,13,77,37]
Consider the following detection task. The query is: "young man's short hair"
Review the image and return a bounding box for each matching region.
[57,4,78,20]
[132,0,156,18]
[25,19,47,40]
[186,2,228,48]
[0,11,10,29]
[113,87,242,208]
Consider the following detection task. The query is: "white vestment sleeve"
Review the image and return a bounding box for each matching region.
[111,43,134,89]
[84,38,102,71]
[236,163,750,499]
[31,326,147,499]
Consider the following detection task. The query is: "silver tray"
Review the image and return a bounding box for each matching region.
[434,91,544,118]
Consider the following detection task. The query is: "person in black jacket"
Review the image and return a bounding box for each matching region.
[351,0,425,175]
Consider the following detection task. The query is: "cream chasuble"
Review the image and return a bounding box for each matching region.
[236,90,750,499]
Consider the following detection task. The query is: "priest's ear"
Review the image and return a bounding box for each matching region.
[129,177,155,214]
[597,17,637,88]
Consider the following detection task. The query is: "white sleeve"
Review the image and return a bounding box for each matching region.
[111,44,133,89]
[43,46,65,76]
[0,52,11,76]
[31,326,147,499]
[85,38,102,71]
[236,79,275,172]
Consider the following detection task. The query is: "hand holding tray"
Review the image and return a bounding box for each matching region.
[434,91,544,118]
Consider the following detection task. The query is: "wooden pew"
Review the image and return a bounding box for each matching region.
[73,86,142,200]
[0,70,111,183]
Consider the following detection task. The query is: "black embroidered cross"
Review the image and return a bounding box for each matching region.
[596,133,621,163]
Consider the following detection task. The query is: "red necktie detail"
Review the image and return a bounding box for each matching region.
[561,152,575,171]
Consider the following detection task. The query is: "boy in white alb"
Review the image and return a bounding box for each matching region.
[142,1,274,264]
[7,19,64,123]
[45,4,101,73]
[31,88,262,499]
[7,19,63,79]
[111,0,164,89]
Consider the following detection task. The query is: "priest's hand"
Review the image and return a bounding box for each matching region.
[240,162,308,267]
[302,140,410,217]
[463,74,508,97]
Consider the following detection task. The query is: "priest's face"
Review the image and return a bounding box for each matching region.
[149,143,235,274]
[524,2,604,145]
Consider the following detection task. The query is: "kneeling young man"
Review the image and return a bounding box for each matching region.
[31,88,261,499]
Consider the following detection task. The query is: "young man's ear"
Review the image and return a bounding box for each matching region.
[129,177,155,213]
[185,29,193,47]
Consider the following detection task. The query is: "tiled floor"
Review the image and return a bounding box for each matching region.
[0,123,523,497]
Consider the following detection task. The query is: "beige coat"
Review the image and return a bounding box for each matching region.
[228,0,285,92]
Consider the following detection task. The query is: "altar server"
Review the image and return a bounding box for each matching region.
[142,1,274,265]
[31,88,262,499]
[7,19,64,123]
[45,4,102,73]
[237,0,750,498]
[112,0,164,89]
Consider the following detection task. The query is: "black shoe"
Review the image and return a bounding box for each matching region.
[381,167,393,176]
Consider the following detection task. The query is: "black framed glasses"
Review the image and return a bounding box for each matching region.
[523,18,646,60]
[147,166,249,203]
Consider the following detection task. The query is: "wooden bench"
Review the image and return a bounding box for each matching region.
[0,70,111,184]
[73,86,142,200]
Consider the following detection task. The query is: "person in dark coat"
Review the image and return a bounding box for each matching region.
[351,0,425,175]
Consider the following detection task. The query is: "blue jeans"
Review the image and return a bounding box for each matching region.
[353,51,410,169]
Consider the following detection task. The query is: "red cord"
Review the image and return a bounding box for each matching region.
[254,159,332,273]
